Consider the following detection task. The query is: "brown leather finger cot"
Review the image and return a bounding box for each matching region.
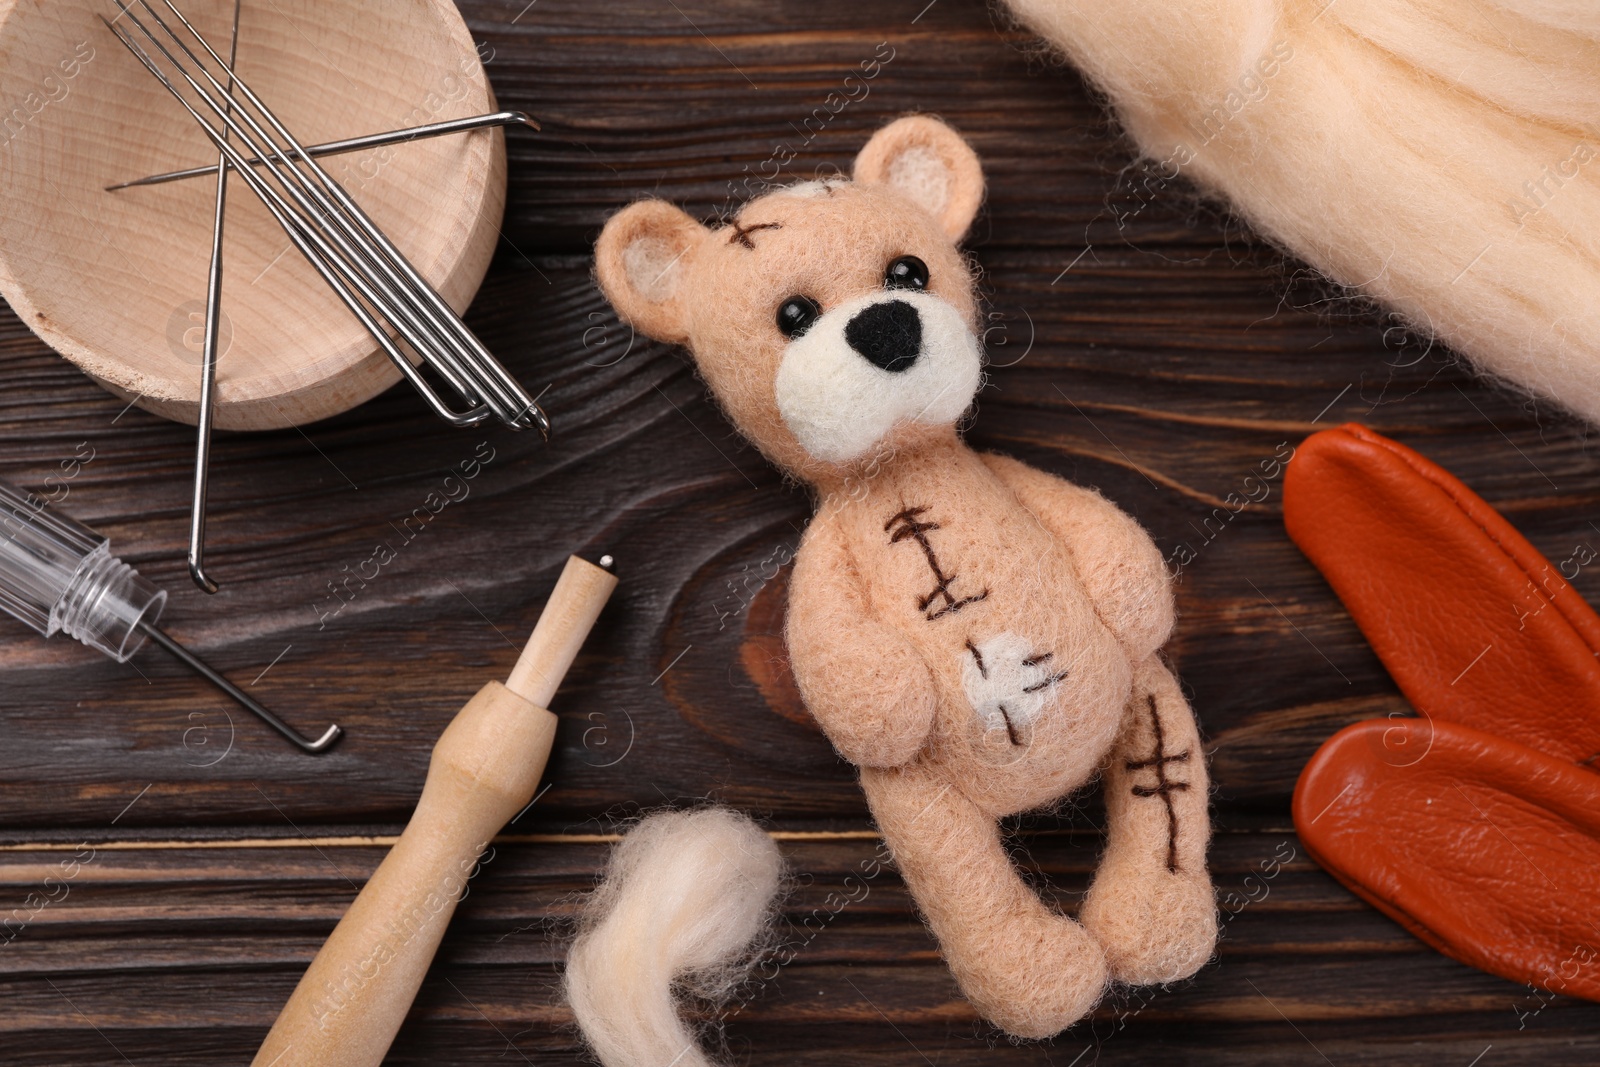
[1283,423,1600,765]
[1294,718,1600,999]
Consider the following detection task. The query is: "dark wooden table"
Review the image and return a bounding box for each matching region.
[4,1,1598,1062]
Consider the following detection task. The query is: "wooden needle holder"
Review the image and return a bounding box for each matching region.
[253,554,617,1065]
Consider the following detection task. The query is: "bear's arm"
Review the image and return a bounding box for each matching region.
[787,512,939,768]
[980,452,1174,661]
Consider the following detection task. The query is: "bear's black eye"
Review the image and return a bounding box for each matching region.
[885,255,929,291]
[777,295,822,339]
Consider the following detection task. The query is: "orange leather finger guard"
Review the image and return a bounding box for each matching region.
[1294,718,1600,1000]
[1285,424,1600,998]
[1284,423,1600,765]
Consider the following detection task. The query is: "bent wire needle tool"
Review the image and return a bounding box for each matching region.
[0,477,340,753]
[187,0,239,596]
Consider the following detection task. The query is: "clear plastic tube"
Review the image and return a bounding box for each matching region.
[0,475,338,752]
[0,478,166,662]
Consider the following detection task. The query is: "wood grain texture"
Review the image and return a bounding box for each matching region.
[2,0,1599,1061]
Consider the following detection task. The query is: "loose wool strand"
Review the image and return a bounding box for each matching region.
[564,808,784,1067]
[1002,0,1600,423]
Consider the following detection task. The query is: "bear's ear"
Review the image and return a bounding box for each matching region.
[595,200,710,345]
[853,115,984,242]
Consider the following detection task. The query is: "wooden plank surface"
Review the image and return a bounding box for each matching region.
[3,0,1599,1061]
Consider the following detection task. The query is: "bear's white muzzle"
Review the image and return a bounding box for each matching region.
[773,290,982,465]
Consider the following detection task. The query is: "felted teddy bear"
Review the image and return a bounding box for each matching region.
[595,115,1216,1038]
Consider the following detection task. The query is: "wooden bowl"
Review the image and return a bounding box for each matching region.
[0,0,505,430]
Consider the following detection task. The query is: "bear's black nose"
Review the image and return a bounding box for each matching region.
[845,299,921,373]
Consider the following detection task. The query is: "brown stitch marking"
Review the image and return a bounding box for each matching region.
[729,219,782,249]
[998,703,1022,747]
[1022,669,1070,694]
[1124,693,1192,873]
[885,505,938,536]
[965,638,987,678]
[927,591,988,620]
[1021,652,1052,667]
[885,506,990,622]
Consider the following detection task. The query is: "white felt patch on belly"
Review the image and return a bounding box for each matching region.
[961,632,1069,743]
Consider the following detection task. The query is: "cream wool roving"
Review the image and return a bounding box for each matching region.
[1002,0,1600,422]
[564,808,784,1067]
[594,116,1216,1039]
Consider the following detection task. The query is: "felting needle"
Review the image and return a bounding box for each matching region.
[104,0,547,433]
[187,0,239,595]
[104,110,537,191]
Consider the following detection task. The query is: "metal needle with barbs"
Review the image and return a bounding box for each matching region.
[101,0,547,593]
[105,0,545,432]
[106,111,536,191]
[0,477,340,753]
[185,0,238,595]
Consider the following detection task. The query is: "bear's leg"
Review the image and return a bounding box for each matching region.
[861,763,1107,1038]
[1079,655,1217,985]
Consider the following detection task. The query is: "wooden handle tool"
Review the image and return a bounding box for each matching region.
[252,555,618,1066]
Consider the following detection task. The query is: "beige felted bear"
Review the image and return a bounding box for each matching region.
[595,115,1217,1038]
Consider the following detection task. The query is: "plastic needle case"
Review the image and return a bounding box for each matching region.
[0,476,339,752]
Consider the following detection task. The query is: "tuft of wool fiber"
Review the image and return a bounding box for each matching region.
[564,808,784,1067]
